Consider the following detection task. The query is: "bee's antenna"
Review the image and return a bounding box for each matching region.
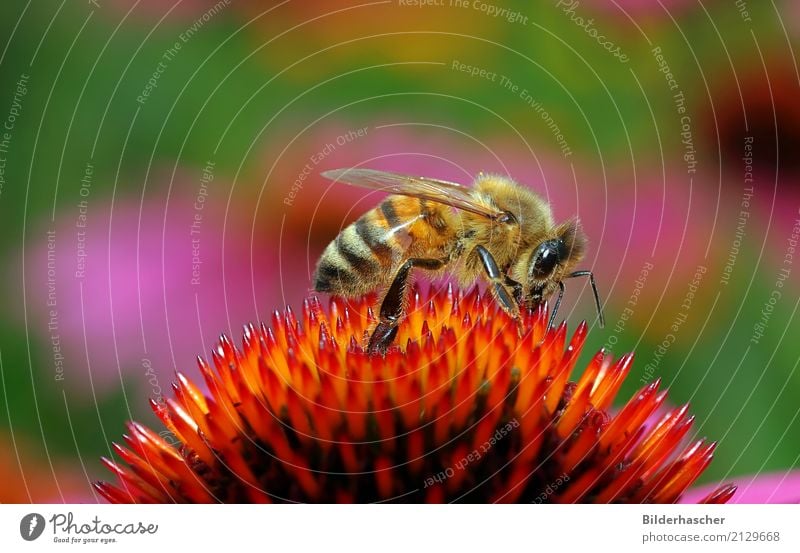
[566,270,605,328]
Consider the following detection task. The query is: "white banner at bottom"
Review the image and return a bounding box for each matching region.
[1,504,798,552]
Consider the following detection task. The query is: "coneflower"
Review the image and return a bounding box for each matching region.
[95,286,735,503]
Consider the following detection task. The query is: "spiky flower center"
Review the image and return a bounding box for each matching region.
[96,287,734,504]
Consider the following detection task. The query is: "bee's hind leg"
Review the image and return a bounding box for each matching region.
[368,257,445,355]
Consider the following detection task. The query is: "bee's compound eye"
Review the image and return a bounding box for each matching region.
[530,240,562,279]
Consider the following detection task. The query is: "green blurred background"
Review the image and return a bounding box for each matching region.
[0,0,798,501]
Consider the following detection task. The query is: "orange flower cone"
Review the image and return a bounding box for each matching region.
[96,286,735,503]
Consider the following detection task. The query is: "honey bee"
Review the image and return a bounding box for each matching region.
[314,168,604,353]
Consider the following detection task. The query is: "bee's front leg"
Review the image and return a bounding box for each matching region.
[548,281,566,331]
[475,246,523,335]
[526,281,563,332]
[504,275,523,306]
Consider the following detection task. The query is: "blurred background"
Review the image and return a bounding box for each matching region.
[0,0,798,502]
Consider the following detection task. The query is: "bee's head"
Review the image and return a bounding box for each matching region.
[523,219,586,302]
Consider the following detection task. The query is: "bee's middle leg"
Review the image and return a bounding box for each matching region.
[368,257,445,355]
[475,245,521,321]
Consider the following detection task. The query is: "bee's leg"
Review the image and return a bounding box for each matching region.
[504,275,523,306]
[475,246,520,322]
[368,257,445,355]
[548,281,566,330]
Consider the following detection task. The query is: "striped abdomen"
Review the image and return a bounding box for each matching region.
[313,197,453,297]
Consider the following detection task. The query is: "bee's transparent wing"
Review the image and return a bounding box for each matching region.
[321,168,504,220]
